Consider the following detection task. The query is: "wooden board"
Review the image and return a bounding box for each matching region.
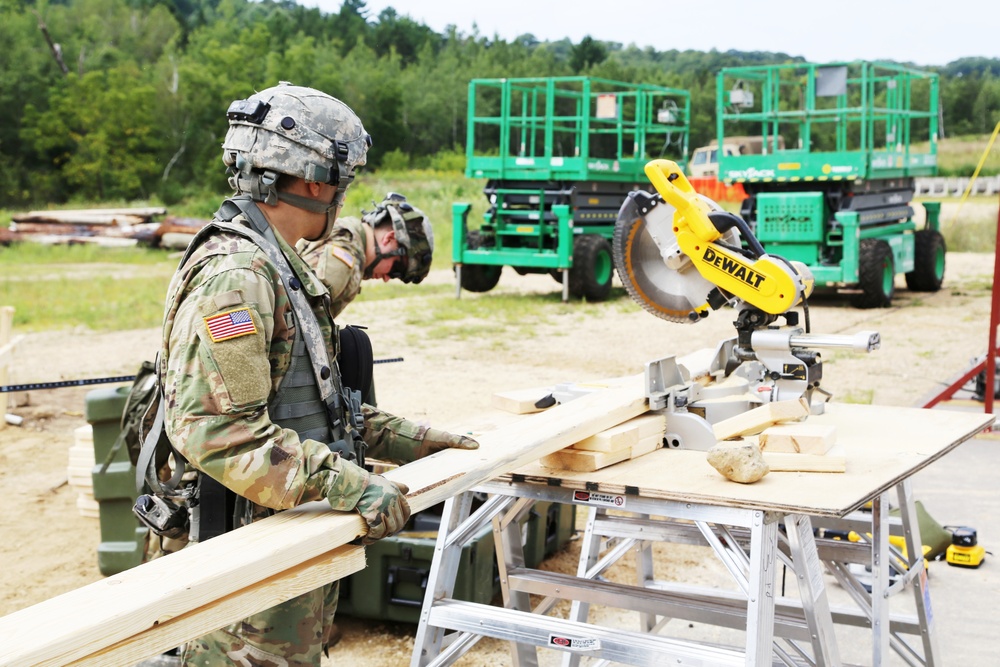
[491,375,637,415]
[0,375,648,666]
[540,444,631,472]
[572,414,665,453]
[712,398,810,441]
[508,403,993,518]
[540,432,663,472]
[759,423,836,454]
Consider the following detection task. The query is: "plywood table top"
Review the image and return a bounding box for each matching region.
[506,403,994,517]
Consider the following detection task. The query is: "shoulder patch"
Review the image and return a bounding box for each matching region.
[204,307,258,342]
[330,245,356,269]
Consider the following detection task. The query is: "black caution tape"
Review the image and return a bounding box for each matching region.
[0,358,403,393]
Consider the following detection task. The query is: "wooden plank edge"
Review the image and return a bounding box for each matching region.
[65,545,365,667]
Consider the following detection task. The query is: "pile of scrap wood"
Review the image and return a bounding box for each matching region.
[5,207,209,248]
[493,372,846,480]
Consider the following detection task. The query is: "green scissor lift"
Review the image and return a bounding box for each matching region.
[453,76,690,301]
[716,61,945,307]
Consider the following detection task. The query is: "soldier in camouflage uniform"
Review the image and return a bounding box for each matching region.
[298,192,434,318]
[158,83,477,666]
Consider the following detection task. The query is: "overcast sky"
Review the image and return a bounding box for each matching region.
[307,0,999,67]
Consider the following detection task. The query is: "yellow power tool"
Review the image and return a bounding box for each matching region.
[614,159,815,322]
[614,160,880,428]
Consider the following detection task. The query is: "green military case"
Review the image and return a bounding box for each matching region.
[85,385,147,575]
[337,500,575,624]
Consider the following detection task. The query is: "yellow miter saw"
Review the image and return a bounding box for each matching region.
[615,160,880,450]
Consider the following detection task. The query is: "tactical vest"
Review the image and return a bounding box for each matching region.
[212,198,365,460]
[135,196,365,541]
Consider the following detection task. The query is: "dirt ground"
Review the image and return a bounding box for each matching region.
[1,244,997,665]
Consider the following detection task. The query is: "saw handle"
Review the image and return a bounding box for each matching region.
[643,159,720,243]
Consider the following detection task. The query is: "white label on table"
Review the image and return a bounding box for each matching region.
[548,634,601,651]
[572,490,626,508]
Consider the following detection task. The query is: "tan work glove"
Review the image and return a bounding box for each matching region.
[414,427,480,459]
[326,459,411,545]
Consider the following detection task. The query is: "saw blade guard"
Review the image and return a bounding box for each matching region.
[613,187,743,323]
[637,159,815,316]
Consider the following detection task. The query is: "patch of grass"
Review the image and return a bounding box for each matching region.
[0,243,173,268]
[942,207,999,253]
[0,244,177,331]
[0,273,171,331]
[914,134,1000,176]
[354,281,454,303]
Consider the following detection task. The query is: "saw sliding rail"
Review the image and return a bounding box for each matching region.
[410,477,939,667]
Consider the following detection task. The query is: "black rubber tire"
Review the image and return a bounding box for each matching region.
[568,234,614,301]
[457,231,502,293]
[549,269,566,283]
[905,229,946,292]
[852,239,895,308]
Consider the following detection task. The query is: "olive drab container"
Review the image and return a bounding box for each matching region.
[86,385,147,575]
[337,500,575,623]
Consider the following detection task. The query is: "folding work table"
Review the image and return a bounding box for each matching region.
[410,403,993,666]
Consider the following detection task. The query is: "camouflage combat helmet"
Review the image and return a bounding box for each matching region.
[362,193,434,284]
[222,82,372,212]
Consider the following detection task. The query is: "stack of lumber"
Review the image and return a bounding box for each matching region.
[712,398,845,473]
[67,425,99,518]
[8,207,167,246]
[5,207,209,249]
[150,216,211,249]
[540,413,666,472]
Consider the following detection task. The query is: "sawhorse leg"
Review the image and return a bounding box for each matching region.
[869,481,939,666]
[494,497,541,666]
[785,514,842,666]
[412,492,521,667]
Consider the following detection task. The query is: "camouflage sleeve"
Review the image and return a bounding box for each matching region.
[359,404,428,465]
[297,216,366,318]
[163,252,362,511]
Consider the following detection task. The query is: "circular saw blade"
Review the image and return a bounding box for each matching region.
[612,192,717,324]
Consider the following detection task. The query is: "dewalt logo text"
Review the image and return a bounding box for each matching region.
[702,247,766,290]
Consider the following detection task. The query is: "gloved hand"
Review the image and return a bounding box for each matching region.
[362,406,480,464]
[325,459,411,544]
[415,428,480,459]
[354,474,411,545]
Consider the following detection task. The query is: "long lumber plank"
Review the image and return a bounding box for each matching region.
[0,375,647,666]
[66,546,365,667]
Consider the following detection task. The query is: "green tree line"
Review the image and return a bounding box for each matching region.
[2,0,999,208]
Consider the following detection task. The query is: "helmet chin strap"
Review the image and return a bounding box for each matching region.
[277,188,346,242]
[363,227,406,278]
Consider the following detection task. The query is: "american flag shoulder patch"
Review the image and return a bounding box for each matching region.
[330,245,355,269]
[204,307,258,343]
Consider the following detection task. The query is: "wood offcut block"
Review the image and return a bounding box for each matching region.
[713,397,810,441]
[759,423,837,454]
[541,432,664,472]
[571,413,666,452]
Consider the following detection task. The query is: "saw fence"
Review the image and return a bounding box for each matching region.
[0,376,648,666]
